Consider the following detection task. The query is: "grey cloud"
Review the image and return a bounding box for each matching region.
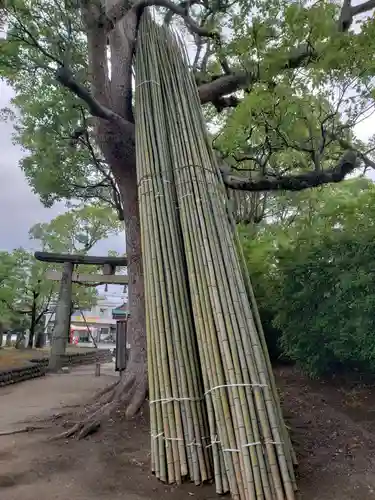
[0,81,125,255]
[91,232,125,256]
[0,81,65,251]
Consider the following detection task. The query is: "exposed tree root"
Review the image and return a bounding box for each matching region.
[92,380,120,402]
[53,367,148,440]
[0,425,49,437]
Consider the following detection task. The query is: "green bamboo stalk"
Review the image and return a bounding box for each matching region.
[173,30,296,496]
[136,16,214,487]
[136,55,177,483]
[167,29,294,500]
[162,33,274,498]
[159,33,250,498]
[143,35,205,479]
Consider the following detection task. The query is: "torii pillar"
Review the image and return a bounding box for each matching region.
[50,261,74,371]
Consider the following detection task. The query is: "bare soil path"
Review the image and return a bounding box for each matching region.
[1,364,375,499]
[0,363,117,431]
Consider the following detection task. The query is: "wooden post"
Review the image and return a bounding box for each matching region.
[115,320,127,372]
[115,314,129,373]
[49,262,73,372]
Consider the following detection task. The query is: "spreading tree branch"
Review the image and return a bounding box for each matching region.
[164,0,201,25]
[133,0,218,37]
[332,134,375,170]
[199,44,316,104]
[0,297,32,316]
[351,0,375,18]
[71,115,124,220]
[55,66,134,136]
[220,151,359,191]
[198,0,375,105]
[104,0,218,38]
[34,286,55,326]
[9,5,134,134]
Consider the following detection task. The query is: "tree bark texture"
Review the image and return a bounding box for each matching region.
[98,125,147,409]
[78,0,147,413]
[5,332,12,347]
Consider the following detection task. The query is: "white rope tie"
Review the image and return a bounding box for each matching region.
[242,442,261,448]
[206,435,221,448]
[223,440,284,452]
[150,432,183,442]
[204,383,268,396]
[151,432,282,450]
[179,193,194,200]
[186,439,202,447]
[136,79,160,88]
[149,384,268,405]
[151,432,164,439]
[149,396,201,405]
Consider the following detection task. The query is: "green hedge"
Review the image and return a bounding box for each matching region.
[241,180,375,377]
[274,231,375,376]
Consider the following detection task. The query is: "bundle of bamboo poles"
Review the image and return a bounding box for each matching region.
[135,13,297,500]
[135,13,218,488]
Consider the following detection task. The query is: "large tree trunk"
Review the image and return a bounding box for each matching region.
[55,148,147,440]
[116,173,147,414]
[80,3,146,389]
[100,122,147,416]
[54,3,147,440]
[15,331,26,349]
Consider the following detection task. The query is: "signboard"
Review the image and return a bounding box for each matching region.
[72,315,100,322]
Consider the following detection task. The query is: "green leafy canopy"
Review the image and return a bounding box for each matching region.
[0,204,123,332]
[0,0,375,207]
[242,178,375,376]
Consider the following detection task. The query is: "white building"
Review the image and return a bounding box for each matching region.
[45,291,128,345]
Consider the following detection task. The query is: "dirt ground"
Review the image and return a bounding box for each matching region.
[1,364,375,500]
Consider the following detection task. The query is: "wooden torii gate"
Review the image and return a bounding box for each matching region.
[34,252,128,372]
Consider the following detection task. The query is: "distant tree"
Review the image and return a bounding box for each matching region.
[0,249,57,348]
[29,203,123,253]
[0,204,122,347]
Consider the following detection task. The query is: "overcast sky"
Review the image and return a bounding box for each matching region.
[0,73,374,254]
[0,81,125,254]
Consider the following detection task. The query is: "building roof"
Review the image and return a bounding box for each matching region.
[112,303,129,319]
